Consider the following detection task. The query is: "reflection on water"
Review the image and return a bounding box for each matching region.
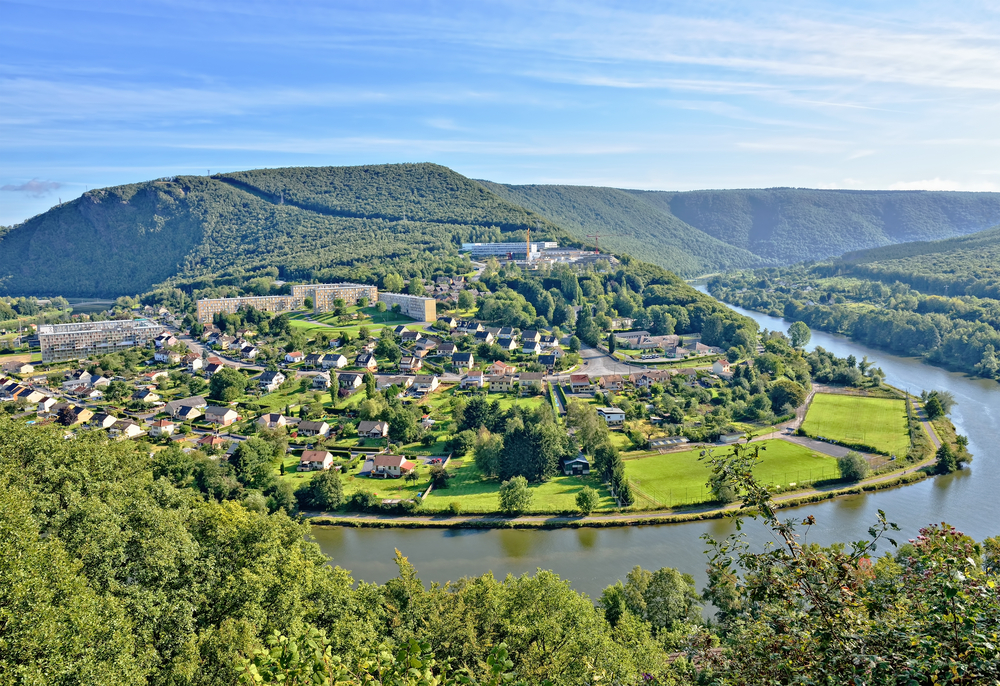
[312,288,1000,599]
[576,528,598,549]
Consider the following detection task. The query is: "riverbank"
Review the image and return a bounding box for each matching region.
[307,460,934,529]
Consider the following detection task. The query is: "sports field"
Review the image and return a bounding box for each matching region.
[624,439,841,508]
[801,393,909,457]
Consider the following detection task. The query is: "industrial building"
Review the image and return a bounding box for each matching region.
[38,319,164,363]
[196,282,379,323]
[460,241,558,258]
[379,292,437,321]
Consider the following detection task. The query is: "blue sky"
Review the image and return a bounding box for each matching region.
[3,0,1000,225]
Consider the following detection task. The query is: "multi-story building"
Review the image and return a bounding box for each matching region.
[460,241,558,259]
[38,319,164,363]
[196,283,379,323]
[290,283,378,312]
[379,292,437,321]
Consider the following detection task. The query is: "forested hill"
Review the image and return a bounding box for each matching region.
[0,164,571,298]
[485,184,1000,269]
[478,181,767,276]
[823,223,1000,299]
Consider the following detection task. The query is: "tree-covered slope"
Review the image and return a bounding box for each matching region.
[478,181,766,276]
[0,164,571,298]
[633,188,1000,264]
[825,223,1000,298]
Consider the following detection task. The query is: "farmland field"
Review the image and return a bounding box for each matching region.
[801,393,909,456]
[624,439,841,508]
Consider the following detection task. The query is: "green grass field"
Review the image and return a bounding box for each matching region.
[422,460,616,514]
[624,439,841,508]
[801,393,909,456]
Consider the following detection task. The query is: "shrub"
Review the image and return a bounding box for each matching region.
[447,501,462,515]
[837,451,870,481]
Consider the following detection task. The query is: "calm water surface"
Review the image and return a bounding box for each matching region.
[312,288,999,598]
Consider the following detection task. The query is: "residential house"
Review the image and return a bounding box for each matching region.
[521,341,542,355]
[415,338,438,354]
[322,353,348,369]
[437,317,457,329]
[539,335,559,348]
[437,342,458,356]
[355,353,377,371]
[487,375,515,393]
[400,330,423,343]
[537,354,557,371]
[569,374,593,392]
[154,334,178,349]
[2,360,34,375]
[312,372,332,390]
[392,325,409,335]
[497,326,515,341]
[372,454,416,478]
[298,420,330,437]
[298,450,334,472]
[632,371,672,389]
[215,335,236,350]
[520,330,540,344]
[90,375,111,388]
[712,359,731,375]
[285,351,304,364]
[339,372,364,390]
[491,360,516,376]
[456,320,483,335]
[154,349,182,364]
[357,420,389,438]
[165,396,207,418]
[562,455,591,476]
[37,396,58,415]
[185,353,203,371]
[241,345,259,360]
[61,370,93,390]
[498,337,518,351]
[400,356,422,372]
[89,412,119,430]
[133,388,161,404]
[451,352,474,370]
[204,361,225,376]
[676,368,699,386]
[257,413,290,429]
[204,406,239,426]
[460,370,485,388]
[196,434,228,451]
[376,375,414,391]
[304,353,324,368]
[259,370,286,392]
[696,342,723,356]
[474,330,494,344]
[596,407,626,426]
[141,370,169,384]
[599,375,625,392]
[110,419,143,439]
[176,405,202,422]
[72,386,103,400]
[413,375,439,394]
[518,372,544,395]
[149,418,175,437]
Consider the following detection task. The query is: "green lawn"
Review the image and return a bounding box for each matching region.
[422,460,616,514]
[624,439,841,508]
[801,393,909,456]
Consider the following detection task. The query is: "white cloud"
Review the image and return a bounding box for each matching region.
[888,178,1000,191]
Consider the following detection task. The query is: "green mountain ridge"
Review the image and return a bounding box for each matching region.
[485,183,1000,268]
[478,181,767,276]
[0,164,572,298]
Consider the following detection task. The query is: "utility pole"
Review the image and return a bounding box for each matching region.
[586,233,601,254]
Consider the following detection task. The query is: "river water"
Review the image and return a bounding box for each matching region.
[311,290,999,599]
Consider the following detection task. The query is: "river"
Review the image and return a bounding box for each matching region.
[311,289,999,599]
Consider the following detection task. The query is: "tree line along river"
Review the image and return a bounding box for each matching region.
[311,288,999,599]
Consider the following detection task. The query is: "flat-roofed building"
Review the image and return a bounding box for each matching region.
[460,242,557,258]
[196,282,379,323]
[379,292,437,321]
[38,318,164,363]
[196,295,298,324]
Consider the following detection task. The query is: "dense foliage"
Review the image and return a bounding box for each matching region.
[710,264,1000,381]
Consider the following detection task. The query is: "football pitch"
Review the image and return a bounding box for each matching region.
[801,393,909,457]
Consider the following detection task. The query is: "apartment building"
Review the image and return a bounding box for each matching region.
[379,292,437,321]
[196,282,380,323]
[38,319,164,363]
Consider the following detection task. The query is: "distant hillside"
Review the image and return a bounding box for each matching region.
[633,188,1000,264]
[821,223,1000,298]
[0,164,571,298]
[478,182,766,276]
[483,183,1000,270]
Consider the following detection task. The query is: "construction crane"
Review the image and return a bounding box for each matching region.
[586,233,602,254]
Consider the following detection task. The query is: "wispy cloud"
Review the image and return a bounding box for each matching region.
[888,178,1000,191]
[1,179,62,196]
